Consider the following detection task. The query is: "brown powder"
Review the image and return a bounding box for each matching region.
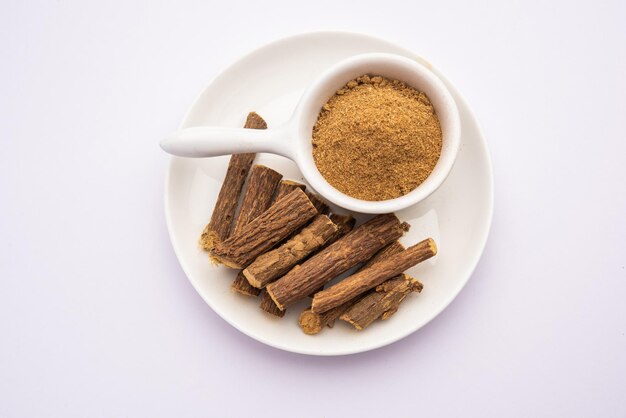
[312,75,442,201]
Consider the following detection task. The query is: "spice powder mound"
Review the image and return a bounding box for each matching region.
[312,75,443,201]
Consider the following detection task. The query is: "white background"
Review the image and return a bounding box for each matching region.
[1,1,625,417]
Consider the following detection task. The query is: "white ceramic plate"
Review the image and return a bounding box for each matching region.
[165,32,494,356]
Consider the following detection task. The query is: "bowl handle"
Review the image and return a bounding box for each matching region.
[160,125,295,160]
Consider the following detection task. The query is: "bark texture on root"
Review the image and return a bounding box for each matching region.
[199,112,265,250]
[232,272,261,296]
[232,178,306,298]
[212,188,317,269]
[305,192,329,215]
[243,215,337,289]
[274,180,306,200]
[257,214,354,319]
[230,165,282,236]
[298,241,404,335]
[311,238,436,314]
[259,290,285,317]
[228,164,282,296]
[267,214,409,310]
[340,275,423,330]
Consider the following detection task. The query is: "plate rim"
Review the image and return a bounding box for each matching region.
[163,30,494,356]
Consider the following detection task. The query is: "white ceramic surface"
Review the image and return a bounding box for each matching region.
[161,53,461,214]
[165,32,494,356]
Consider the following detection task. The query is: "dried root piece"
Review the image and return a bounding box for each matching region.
[227,164,282,295]
[199,112,265,250]
[299,308,339,335]
[327,214,356,243]
[232,272,261,296]
[311,238,436,314]
[233,179,306,298]
[340,275,423,330]
[305,192,330,215]
[243,215,338,289]
[298,241,404,335]
[212,189,317,269]
[267,214,409,310]
[274,180,306,200]
[229,165,282,236]
[259,290,285,317]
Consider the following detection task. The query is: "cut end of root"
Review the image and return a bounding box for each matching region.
[299,310,323,335]
[209,253,242,269]
[199,229,219,251]
[208,254,221,266]
[309,299,320,314]
[241,269,261,289]
[427,238,437,256]
[411,279,424,293]
[265,287,286,311]
[339,313,364,331]
[231,287,261,297]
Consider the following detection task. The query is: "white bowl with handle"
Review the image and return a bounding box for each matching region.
[161,53,461,214]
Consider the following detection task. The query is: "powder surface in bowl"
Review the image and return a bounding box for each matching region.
[312,75,442,201]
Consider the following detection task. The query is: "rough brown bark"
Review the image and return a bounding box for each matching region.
[298,241,404,335]
[243,215,338,289]
[362,241,406,269]
[305,192,330,215]
[379,279,423,320]
[274,180,306,200]
[232,178,304,297]
[259,290,285,317]
[211,188,317,269]
[311,238,436,314]
[230,165,282,236]
[257,215,354,318]
[257,286,323,318]
[327,214,356,243]
[340,275,423,330]
[232,272,262,296]
[232,178,301,296]
[232,179,305,297]
[228,165,282,296]
[266,214,409,310]
[199,112,265,250]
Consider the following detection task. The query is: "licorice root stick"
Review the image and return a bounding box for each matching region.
[211,188,317,269]
[298,241,404,335]
[241,180,306,302]
[311,238,436,314]
[305,192,329,215]
[340,275,423,330]
[229,165,282,296]
[230,165,282,235]
[266,214,409,310]
[199,112,265,250]
[259,290,286,317]
[259,213,355,317]
[243,215,338,289]
[275,180,306,199]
